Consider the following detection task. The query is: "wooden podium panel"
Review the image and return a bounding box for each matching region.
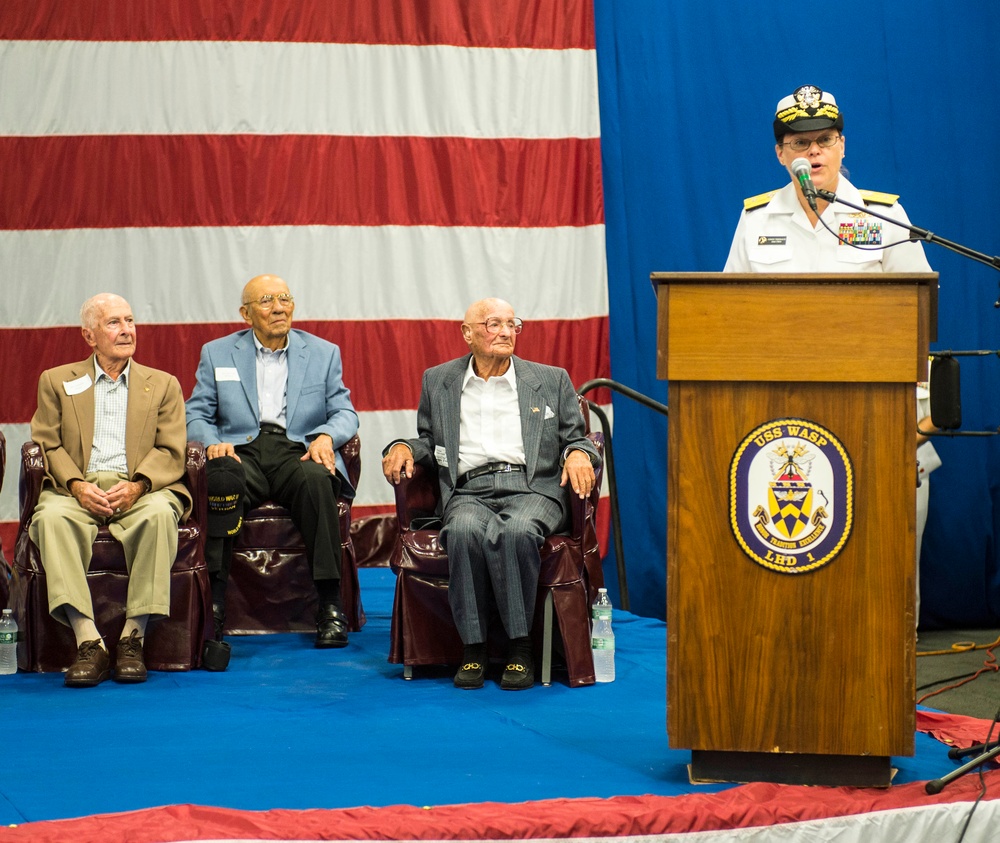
[655,273,935,383]
[656,272,936,787]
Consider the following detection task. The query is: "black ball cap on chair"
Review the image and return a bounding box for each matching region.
[206,459,244,538]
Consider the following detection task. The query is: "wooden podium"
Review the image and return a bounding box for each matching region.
[653,272,937,787]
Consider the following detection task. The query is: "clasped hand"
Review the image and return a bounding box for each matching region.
[71,479,144,517]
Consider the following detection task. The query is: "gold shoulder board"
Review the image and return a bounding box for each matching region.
[859,189,899,207]
[743,190,779,211]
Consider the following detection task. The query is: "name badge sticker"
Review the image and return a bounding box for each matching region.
[63,374,93,395]
[215,367,240,382]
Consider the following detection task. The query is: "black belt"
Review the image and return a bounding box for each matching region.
[457,462,525,487]
[259,423,286,435]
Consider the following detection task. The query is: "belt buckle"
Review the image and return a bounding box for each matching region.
[497,463,513,474]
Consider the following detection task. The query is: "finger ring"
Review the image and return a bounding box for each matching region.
[114,507,120,514]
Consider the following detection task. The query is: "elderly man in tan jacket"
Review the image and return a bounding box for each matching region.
[29,293,190,687]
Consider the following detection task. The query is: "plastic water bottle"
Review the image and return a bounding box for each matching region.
[591,588,615,682]
[0,609,17,675]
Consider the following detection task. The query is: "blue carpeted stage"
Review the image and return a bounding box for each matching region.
[2,567,1000,841]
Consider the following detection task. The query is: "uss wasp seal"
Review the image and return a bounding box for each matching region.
[729,418,853,574]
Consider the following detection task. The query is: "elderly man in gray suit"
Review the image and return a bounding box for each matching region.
[382,298,599,691]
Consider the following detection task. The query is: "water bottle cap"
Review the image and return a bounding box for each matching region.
[598,588,607,593]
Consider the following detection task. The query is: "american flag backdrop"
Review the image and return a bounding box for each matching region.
[0,0,611,557]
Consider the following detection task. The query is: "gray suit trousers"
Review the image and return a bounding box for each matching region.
[440,471,563,644]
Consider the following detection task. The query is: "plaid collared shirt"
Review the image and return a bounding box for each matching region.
[87,361,130,474]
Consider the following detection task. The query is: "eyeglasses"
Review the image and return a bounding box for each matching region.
[781,132,841,153]
[477,317,523,335]
[243,294,295,309]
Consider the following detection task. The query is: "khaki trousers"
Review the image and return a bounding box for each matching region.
[28,472,185,625]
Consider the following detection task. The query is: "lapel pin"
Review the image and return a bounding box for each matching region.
[530,407,540,413]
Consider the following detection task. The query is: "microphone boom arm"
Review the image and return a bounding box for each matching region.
[816,188,1000,274]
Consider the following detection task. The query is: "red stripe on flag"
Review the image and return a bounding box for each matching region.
[0,0,595,48]
[0,317,611,423]
[0,136,604,231]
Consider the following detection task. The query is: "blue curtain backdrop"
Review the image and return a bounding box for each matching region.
[593,1,1000,627]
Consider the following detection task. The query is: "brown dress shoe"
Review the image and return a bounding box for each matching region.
[64,640,111,687]
[114,629,148,683]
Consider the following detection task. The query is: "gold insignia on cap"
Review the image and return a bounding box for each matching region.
[776,85,840,127]
[795,85,823,109]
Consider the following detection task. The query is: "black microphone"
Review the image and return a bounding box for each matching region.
[791,158,819,213]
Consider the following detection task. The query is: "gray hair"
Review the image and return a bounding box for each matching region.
[80,293,125,331]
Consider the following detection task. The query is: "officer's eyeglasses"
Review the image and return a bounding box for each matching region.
[782,133,841,153]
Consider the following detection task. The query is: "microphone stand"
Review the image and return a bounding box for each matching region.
[815,188,1000,305]
[926,737,1000,795]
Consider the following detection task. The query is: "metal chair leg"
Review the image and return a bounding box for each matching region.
[542,589,554,686]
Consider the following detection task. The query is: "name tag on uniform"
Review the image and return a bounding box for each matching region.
[215,367,240,382]
[757,236,787,246]
[63,374,92,395]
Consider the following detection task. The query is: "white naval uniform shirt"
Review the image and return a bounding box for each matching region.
[723,178,933,274]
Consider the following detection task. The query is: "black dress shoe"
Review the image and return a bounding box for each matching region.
[454,643,488,689]
[501,638,534,691]
[316,603,349,649]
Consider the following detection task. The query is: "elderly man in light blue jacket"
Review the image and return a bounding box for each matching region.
[187,275,359,655]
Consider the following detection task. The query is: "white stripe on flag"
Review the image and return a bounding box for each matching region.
[0,225,609,328]
[0,41,600,139]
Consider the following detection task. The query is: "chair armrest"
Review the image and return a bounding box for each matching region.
[393,464,440,530]
[341,434,362,489]
[18,442,45,537]
[185,441,208,529]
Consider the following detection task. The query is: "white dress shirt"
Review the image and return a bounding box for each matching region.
[457,358,526,477]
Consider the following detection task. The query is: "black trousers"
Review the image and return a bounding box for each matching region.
[205,430,343,583]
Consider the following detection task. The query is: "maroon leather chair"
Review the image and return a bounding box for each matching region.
[220,434,365,634]
[388,398,604,687]
[9,441,211,672]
